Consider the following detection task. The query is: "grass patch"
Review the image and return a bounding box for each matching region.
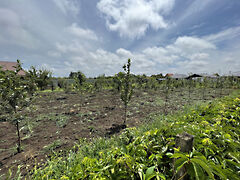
[154,97,165,106]
[42,140,65,153]
[36,113,69,128]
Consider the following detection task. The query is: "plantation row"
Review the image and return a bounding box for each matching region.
[12,90,238,179]
[52,72,240,94]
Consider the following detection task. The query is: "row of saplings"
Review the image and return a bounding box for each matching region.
[0,59,134,153]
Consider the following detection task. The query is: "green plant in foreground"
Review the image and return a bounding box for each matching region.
[120,59,134,124]
[172,148,227,180]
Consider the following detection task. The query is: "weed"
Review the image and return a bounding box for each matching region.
[55,116,68,128]
[42,140,64,153]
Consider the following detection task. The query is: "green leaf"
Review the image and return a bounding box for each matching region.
[192,162,205,180]
[171,153,187,159]
[228,153,240,164]
[175,160,188,176]
[145,166,156,180]
[156,173,166,180]
[138,168,145,180]
[191,158,215,179]
[210,164,227,180]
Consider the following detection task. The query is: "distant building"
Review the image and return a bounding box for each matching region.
[165,73,173,78]
[200,73,219,79]
[231,71,240,78]
[0,61,26,75]
[186,74,202,80]
[171,74,188,80]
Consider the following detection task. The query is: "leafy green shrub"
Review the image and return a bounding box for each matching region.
[26,66,52,91]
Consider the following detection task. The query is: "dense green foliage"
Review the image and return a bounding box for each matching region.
[29,91,240,179]
[26,66,52,90]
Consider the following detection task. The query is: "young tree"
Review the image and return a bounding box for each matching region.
[113,72,124,93]
[26,66,52,90]
[0,60,36,153]
[70,71,86,86]
[119,59,134,124]
[73,71,87,109]
[164,77,170,115]
[94,74,106,92]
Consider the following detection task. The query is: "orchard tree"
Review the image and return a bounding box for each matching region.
[119,59,134,124]
[0,60,36,153]
[73,71,87,109]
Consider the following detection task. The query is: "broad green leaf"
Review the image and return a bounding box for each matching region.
[191,158,215,179]
[192,162,205,180]
[145,166,156,180]
[171,153,187,159]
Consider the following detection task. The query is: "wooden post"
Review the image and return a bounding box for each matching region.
[174,132,194,180]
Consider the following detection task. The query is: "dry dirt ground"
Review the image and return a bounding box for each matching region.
[0,88,233,177]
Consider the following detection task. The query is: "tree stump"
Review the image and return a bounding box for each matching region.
[174,132,194,180]
[176,132,194,153]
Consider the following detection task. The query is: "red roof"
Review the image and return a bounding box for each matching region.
[0,61,26,76]
[165,73,173,77]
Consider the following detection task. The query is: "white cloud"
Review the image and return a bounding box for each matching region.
[47,51,62,58]
[56,41,86,54]
[49,34,219,76]
[0,8,38,48]
[189,53,209,61]
[204,26,240,43]
[174,36,216,50]
[143,46,174,64]
[66,23,98,40]
[116,48,133,57]
[97,0,175,39]
[176,0,215,24]
[53,0,80,16]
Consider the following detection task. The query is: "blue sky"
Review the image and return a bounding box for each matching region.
[0,0,240,77]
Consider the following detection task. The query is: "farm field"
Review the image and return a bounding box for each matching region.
[1,1,240,179]
[0,87,235,178]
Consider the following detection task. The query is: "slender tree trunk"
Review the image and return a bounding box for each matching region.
[188,80,191,104]
[219,79,222,97]
[202,87,205,100]
[14,108,21,153]
[164,87,168,115]
[16,120,21,153]
[124,104,127,124]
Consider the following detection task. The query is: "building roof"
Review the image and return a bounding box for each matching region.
[0,61,26,75]
[165,73,173,77]
[186,74,202,79]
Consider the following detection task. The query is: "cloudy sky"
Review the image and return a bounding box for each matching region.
[0,0,240,77]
